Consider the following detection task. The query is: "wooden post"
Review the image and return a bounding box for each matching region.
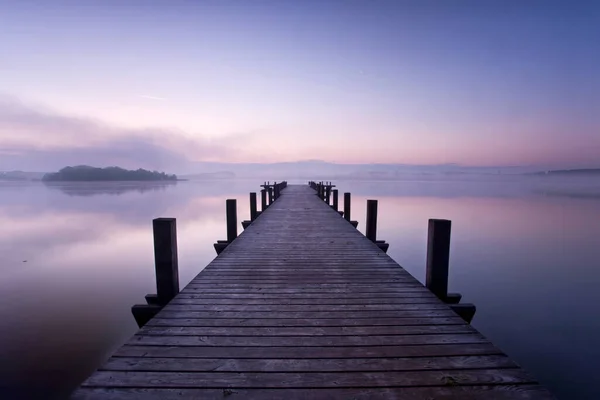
[332,189,339,211]
[152,218,179,305]
[426,219,451,300]
[325,186,331,204]
[250,192,257,220]
[226,199,237,243]
[268,186,274,204]
[366,200,378,242]
[344,193,351,221]
[261,189,267,210]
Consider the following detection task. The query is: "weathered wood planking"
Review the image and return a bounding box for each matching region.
[73,184,553,399]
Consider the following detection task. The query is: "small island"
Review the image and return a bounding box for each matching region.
[42,166,178,181]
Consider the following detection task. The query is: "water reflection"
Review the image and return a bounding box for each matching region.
[0,180,257,399]
[336,180,600,400]
[0,177,599,399]
[43,181,179,197]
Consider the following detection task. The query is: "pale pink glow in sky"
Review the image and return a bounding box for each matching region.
[0,1,598,170]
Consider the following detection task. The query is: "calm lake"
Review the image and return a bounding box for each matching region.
[0,176,599,399]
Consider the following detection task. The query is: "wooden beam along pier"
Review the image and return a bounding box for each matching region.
[77,181,553,399]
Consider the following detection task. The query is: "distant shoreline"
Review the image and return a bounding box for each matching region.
[534,169,600,176]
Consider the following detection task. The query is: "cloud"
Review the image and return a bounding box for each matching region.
[0,96,248,172]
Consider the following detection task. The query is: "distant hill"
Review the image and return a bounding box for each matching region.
[539,169,600,176]
[0,171,46,181]
[42,166,178,182]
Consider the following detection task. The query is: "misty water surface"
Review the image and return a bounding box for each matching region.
[0,176,599,399]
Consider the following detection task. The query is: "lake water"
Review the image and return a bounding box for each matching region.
[0,176,599,399]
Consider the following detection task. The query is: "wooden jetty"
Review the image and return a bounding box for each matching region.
[73,183,553,399]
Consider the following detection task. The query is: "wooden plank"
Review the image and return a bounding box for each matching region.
[153,309,459,319]
[81,368,536,388]
[169,298,441,305]
[182,288,428,294]
[184,283,424,288]
[174,292,438,300]
[73,385,556,400]
[146,317,467,327]
[114,343,506,359]
[100,354,515,372]
[128,333,488,347]
[197,272,407,276]
[193,276,416,281]
[139,324,475,337]
[161,303,449,312]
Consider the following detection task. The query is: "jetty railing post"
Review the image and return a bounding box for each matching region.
[268,186,274,204]
[366,200,378,242]
[332,189,339,210]
[226,199,237,243]
[152,218,179,305]
[344,193,351,221]
[250,192,257,220]
[261,189,267,211]
[326,186,331,204]
[426,219,451,300]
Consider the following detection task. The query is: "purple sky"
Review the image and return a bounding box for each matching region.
[1,0,599,171]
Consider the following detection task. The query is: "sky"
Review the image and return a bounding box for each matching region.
[0,0,599,171]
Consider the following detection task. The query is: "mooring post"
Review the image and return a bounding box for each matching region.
[424,218,474,321]
[332,189,339,211]
[226,199,237,243]
[250,192,257,220]
[344,193,358,227]
[366,200,378,242]
[426,219,451,300]
[261,189,267,210]
[325,186,331,204]
[132,218,180,327]
[344,193,351,221]
[152,218,179,305]
[268,186,274,204]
